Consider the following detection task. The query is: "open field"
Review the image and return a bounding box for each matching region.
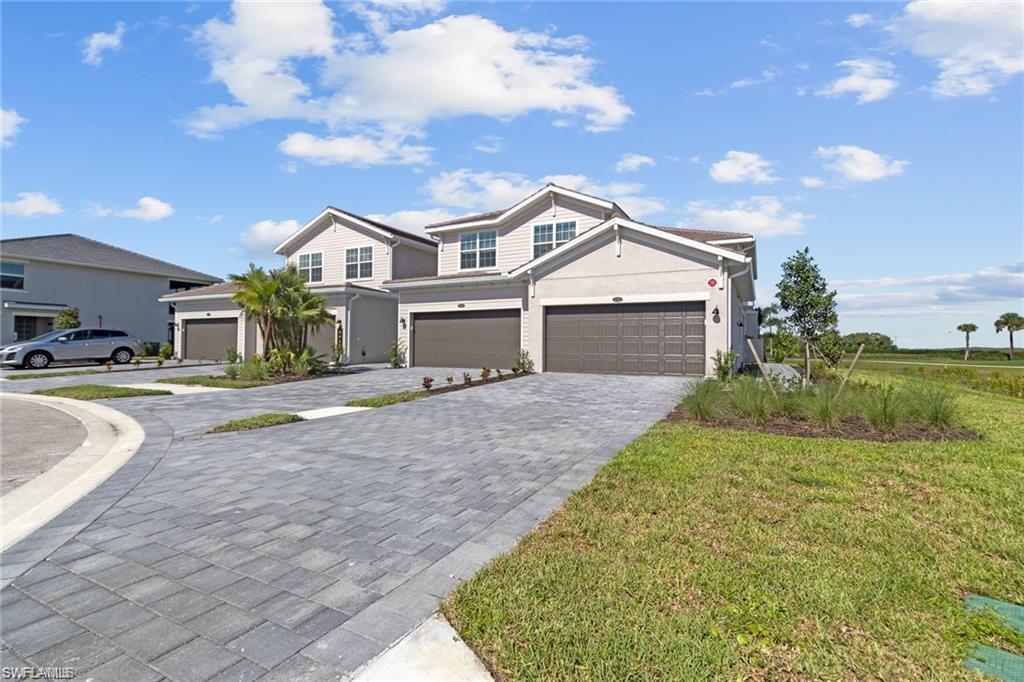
[445,374,1024,680]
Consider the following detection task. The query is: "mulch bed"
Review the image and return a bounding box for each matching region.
[665,408,981,442]
[423,372,529,395]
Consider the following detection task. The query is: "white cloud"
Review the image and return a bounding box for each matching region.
[423,169,666,218]
[730,66,781,89]
[278,132,431,167]
[1,108,26,147]
[472,135,503,154]
[685,196,811,237]
[801,176,825,188]
[709,151,778,184]
[816,145,909,182]
[816,58,899,103]
[83,21,125,66]
[614,153,655,173]
[209,214,224,225]
[239,218,301,257]
[836,262,1024,311]
[2,192,63,217]
[349,0,446,39]
[116,197,175,222]
[888,0,1023,97]
[846,13,874,28]
[365,209,455,236]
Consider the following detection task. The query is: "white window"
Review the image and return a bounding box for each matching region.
[1,261,25,290]
[533,220,576,258]
[459,230,497,269]
[345,246,373,280]
[297,252,323,283]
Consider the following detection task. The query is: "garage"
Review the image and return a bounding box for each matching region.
[413,309,521,368]
[183,318,238,361]
[307,316,339,360]
[545,302,705,375]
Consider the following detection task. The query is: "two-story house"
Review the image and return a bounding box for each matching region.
[160,208,437,362]
[383,184,759,376]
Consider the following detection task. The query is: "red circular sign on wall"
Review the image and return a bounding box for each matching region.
[707,278,718,287]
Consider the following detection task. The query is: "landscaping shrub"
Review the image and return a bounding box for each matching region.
[772,382,807,419]
[860,383,904,432]
[905,381,960,430]
[389,340,404,368]
[142,342,160,357]
[239,356,270,381]
[445,375,454,387]
[712,349,738,382]
[422,376,435,391]
[512,348,534,374]
[681,380,724,421]
[808,384,845,429]
[480,367,492,382]
[158,342,174,360]
[463,372,472,387]
[728,376,772,423]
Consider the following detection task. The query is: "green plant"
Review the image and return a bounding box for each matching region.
[331,340,345,368]
[389,340,405,368]
[772,384,806,419]
[775,247,839,381]
[728,376,772,424]
[104,360,113,371]
[142,342,160,357]
[225,363,242,379]
[905,382,960,430]
[446,375,454,387]
[463,372,473,386]
[712,349,738,381]
[766,332,801,363]
[346,391,423,408]
[158,342,173,360]
[808,385,845,429]
[55,306,80,330]
[496,369,504,380]
[994,312,1023,360]
[957,322,978,360]
[860,384,904,432]
[207,413,304,433]
[156,357,165,367]
[422,376,435,391]
[225,345,241,364]
[132,356,142,368]
[239,356,270,381]
[681,380,724,421]
[481,367,492,382]
[512,348,534,374]
[33,385,171,400]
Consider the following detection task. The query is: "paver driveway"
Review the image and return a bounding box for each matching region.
[0,369,691,680]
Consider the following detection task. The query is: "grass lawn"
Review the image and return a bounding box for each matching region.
[33,384,172,400]
[345,390,424,408]
[206,413,305,433]
[445,378,1024,680]
[157,375,272,389]
[4,369,103,380]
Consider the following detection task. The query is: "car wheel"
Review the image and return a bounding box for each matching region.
[112,348,134,364]
[24,351,51,369]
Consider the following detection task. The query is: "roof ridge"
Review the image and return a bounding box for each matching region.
[324,206,437,246]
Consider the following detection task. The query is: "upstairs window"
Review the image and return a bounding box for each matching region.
[533,220,576,258]
[1,261,25,290]
[460,230,497,269]
[298,252,323,283]
[345,246,373,280]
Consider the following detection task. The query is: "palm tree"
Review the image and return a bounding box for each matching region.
[230,264,280,357]
[956,322,978,360]
[994,312,1024,360]
[759,304,784,358]
[272,266,331,352]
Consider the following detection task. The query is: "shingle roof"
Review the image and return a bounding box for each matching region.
[162,280,389,300]
[324,206,438,247]
[424,183,626,229]
[650,226,753,243]
[1,234,220,282]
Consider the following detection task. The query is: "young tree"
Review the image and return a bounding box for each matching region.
[54,306,80,330]
[994,312,1023,360]
[956,322,978,360]
[230,264,281,357]
[775,247,838,381]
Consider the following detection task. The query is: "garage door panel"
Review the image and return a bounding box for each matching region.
[413,309,520,368]
[545,302,705,376]
[184,318,238,361]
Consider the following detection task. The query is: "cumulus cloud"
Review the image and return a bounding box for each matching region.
[816,145,909,182]
[83,21,125,66]
[278,132,431,167]
[2,192,63,217]
[685,196,811,237]
[846,13,873,28]
[816,58,899,103]
[365,209,455,236]
[709,151,778,184]
[349,0,446,38]
[887,0,1023,97]
[1,108,26,147]
[800,176,825,188]
[116,197,174,222]
[614,153,655,173]
[472,135,503,154]
[239,218,301,257]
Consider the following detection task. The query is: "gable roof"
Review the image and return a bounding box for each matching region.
[274,206,437,255]
[424,183,629,232]
[654,226,753,244]
[1,234,220,282]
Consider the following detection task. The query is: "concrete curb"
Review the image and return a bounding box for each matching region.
[352,614,492,681]
[0,393,145,552]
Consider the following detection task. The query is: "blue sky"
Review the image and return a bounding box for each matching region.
[2,1,1021,348]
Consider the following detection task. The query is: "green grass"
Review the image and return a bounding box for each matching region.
[33,384,171,400]
[345,390,425,408]
[206,413,305,433]
[4,369,102,380]
[444,378,1024,680]
[157,375,272,389]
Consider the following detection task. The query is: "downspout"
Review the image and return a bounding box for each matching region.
[727,258,754,364]
[345,291,362,364]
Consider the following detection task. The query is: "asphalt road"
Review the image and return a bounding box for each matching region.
[0,396,87,496]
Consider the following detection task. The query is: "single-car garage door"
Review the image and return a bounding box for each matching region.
[545,302,705,375]
[183,318,238,361]
[413,309,520,368]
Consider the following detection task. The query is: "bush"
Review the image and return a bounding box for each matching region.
[773,383,806,419]
[55,306,80,330]
[480,367,492,382]
[905,382,960,429]
[681,380,724,421]
[808,385,845,429]
[156,357,165,367]
[422,376,435,391]
[224,363,241,380]
[389,340,405,368]
[142,342,161,357]
[512,349,534,374]
[225,345,241,364]
[712,349,738,382]
[463,372,473,387]
[766,332,801,363]
[446,375,454,387]
[158,342,174,360]
[133,356,142,368]
[860,384,904,432]
[729,376,772,423]
[239,356,269,381]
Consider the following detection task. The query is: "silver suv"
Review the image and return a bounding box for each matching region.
[0,328,144,369]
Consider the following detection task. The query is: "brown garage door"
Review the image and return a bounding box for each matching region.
[545,302,705,375]
[183,318,238,361]
[413,309,520,368]
[306,316,338,360]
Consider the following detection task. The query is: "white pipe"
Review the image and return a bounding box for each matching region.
[345,292,362,364]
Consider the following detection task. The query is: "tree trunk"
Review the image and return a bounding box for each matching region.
[1010,331,1015,361]
[964,332,971,361]
[803,340,811,385]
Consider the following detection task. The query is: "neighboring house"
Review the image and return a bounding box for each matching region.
[384,184,759,376]
[160,207,437,362]
[0,234,219,347]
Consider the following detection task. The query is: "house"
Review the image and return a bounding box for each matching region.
[160,207,437,362]
[0,234,219,347]
[384,184,758,376]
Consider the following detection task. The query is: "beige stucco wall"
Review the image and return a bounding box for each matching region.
[285,217,393,288]
[391,243,437,280]
[436,195,612,275]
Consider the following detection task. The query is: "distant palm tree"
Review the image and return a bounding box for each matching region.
[956,322,978,360]
[759,304,784,356]
[994,312,1024,360]
[230,264,281,357]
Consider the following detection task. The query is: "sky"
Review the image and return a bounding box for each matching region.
[2,1,1022,348]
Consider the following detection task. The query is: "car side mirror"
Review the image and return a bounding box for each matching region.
[56,337,69,343]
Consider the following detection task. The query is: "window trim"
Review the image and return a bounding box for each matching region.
[297,251,323,284]
[458,230,498,271]
[0,259,26,291]
[532,220,577,259]
[345,245,374,281]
